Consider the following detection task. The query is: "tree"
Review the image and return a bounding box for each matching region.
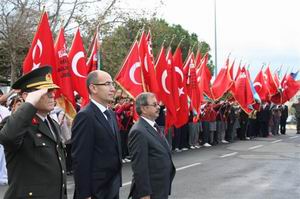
[101,18,214,77]
[0,0,162,84]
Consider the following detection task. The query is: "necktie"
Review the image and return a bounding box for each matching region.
[44,118,57,141]
[154,123,163,138]
[104,110,115,135]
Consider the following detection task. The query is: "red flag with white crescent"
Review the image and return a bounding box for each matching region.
[155,46,177,131]
[138,31,159,93]
[172,47,189,128]
[211,57,233,100]
[115,41,143,98]
[233,67,255,114]
[253,69,269,102]
[23,12,56,75]
[53,27,76,118]
[197,54,212,99]
[68,28,89,106]
[86,31,100,74]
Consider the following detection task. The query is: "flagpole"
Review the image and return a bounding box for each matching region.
[214,0,218,77]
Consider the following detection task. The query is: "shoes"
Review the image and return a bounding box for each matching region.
[124,158,131,163]
[122,159,126,163]
[190,146,196,149]
[175,148,182,152]
[221,140,229,144]
[245,137,250,140]
[203,143,212,147]
[182,147,189,151]
[195,145,201,148]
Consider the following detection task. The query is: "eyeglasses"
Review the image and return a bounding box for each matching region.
[93,81,116,87]
[145,103,159,107]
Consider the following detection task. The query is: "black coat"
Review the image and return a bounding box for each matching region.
[0,103,67,199]
[72,102,122,199]
[128,118,176,199]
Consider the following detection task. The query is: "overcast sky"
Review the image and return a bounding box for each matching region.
[122,0,300,78]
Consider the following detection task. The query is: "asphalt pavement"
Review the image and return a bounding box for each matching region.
[0,129,299,199]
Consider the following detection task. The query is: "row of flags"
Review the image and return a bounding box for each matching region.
[115,30,300,130]
[21,11,300,127]
[22,12,101,118]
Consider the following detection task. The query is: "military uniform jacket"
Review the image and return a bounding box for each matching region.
[0,103,67,199]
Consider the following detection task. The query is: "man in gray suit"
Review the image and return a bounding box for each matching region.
[128,92,176,199]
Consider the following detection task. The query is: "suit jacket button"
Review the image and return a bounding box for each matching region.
[42,143,46,146]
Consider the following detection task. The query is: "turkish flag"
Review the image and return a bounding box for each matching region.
[233,67,255,114]
[189,61,202,114]
[265,66,279,96]
[197,53,212,99]
[138,31,159,93]
[68,28,89,105]
[53,27,76,118]
[155,47,176,130]
[183,52,195,97]
[86,31,100,74]
[235,64,241,81]
[211,57,233,100]
[229,60,235,80]
[172,47,189,128]
[115,40,143,98]
[23,12,56,74]
[253,69,269,102]
[195,49,202,68]
[281,72,300,103]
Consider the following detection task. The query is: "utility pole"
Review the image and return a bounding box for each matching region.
[214,0,218,77]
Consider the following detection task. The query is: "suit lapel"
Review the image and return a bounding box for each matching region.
[90,103,117,141]
[109,109,122,161]
[140,118,170,152]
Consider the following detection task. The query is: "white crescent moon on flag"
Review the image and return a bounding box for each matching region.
[197,76,201,82]
[93,54,97,61]
[72,51,86,78]
[175,66,184,82]
[129,62,142,85]
[253,82,262,90]
[32,39,43,70]
[144,56,148,72]
[162,69,170,94]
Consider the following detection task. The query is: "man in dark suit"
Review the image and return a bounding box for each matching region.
[0,66,67,199]
[280,105,288,134]
[72,70,122,199]
[128,92,176,199]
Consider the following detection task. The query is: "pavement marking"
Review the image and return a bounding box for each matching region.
[122,162,202,187]
[248,145,264,150]
[220,152,238,158]
[289,136,299,139]
[271,139,282,143]
[122,181,132,186]
[176,162,202,171]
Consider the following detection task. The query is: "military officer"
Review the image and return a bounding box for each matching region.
[0,66,67,199]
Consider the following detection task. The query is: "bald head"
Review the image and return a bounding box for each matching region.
[86,70,116,106]
[86,70,111,94]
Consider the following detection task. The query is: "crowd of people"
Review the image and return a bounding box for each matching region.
[0,67,299,199]
[111,93,299,157]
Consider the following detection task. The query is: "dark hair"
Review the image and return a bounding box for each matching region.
[135,92,155,115]
[9,96,24,111]
[86,71,99,94]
